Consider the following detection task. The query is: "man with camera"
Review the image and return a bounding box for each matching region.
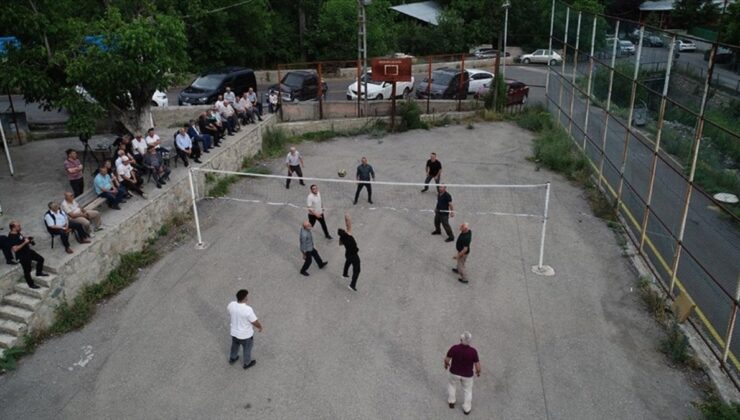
[7,221,49,289]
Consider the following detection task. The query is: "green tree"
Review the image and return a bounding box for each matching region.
[672,0,702,29]
[722,1,740,45]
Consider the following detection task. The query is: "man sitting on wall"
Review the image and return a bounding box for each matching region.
[199,112,222,147]
[143,145,171,188]
[44,201,90,254]
[220,100,238,135]
[116,156,146,198]
[175,125,202,167]
[187,119,211,153]
[94,165,126,210]
[60,191,102,237]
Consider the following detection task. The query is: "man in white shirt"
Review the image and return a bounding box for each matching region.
[246,87,263,121]
[227,289,263,369]
[285,146,305,189]
[116,156,146,197]
[220,100,237,135]
[224,86,236,103]
[60,191,102,236]
[44,202,90,254]
[145,127,161,149]
[307,184,332,239]
[175,125,202,167]
[131,132,148,164]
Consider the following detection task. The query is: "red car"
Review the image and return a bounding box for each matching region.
[475,79,530,105]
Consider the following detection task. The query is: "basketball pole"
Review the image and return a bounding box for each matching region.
[532,182,554,276]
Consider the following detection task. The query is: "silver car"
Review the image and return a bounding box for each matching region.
[520,49,562,65]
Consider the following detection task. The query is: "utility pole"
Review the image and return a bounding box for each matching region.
[502,0,511,79]
[358,1,371,116]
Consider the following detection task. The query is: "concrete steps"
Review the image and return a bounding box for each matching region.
[0,333,16,349]
[0,318,27,336]
[0,305,34,324]
[3,293,42,311]
[0,275,55,349]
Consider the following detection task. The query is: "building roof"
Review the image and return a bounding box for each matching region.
[390,1,441,26]
[640,0,733,12]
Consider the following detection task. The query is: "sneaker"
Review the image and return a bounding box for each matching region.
[431,231,441,235]
[449,403,455,409]
[28,283,41,289]
[347,285,357,292]
[368,200,373,204]
[300,271,309,277]
[325,235,333,240]
[229,356,239,364]
[421,188,428,193]
[194,159,203,164]
[342,274,349,278]
[95,226,104,231]
[445,237,454,242]
[243,360,257,369]
[452,268,459,273]
[36,272,50,277]
[156,183,162,189]
[319,262,327,269]
[458,278,469,284]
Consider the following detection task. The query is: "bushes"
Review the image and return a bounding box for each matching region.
[483,75,508,112]
[397,100,426,131]
[262,126,289,158]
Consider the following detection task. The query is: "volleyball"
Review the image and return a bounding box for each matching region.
[338,169,347,177]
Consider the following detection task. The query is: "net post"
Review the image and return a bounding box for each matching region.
[532,182,555,276]
[188,168,206,249]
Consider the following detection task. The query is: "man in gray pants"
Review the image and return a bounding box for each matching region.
[300,220,327,276]
[353,157,375,205]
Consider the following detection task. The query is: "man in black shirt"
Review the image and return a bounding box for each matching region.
[338,214,361,291]
[421,152,442,192]
[432,185,455,242]
[353,157,375,205]
[7,221,49,289]
[453,223,472,283]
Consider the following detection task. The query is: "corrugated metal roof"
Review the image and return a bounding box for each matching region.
[390,1,441,26]
[640,0,732,11]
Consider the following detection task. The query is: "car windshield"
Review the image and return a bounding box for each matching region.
[360,74,382,85]
[191,74,223,90]
[431,72,453,85]
[619,41,632,46]
[282,73,308,87]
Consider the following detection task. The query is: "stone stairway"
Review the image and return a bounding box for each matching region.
[0,274,55,354]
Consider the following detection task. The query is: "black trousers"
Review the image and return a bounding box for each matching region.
[354,182,372,203]
[343,254,361,289]
[286,165,305,188]
[19,250,44,285]
[49,222,87,248]
[0,235,14,263]
[176,145,201,165]
[300,249,324,273]
[422,174,441,191]
[70,178,84,197]
[308,214,331,238]
[434,210,454,239]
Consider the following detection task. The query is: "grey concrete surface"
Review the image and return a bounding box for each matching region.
[0,123,700,419]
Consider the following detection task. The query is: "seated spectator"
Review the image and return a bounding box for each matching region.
[215,94,225,112]
[7,220,48,289]
[220,100,238,135]
[207,108,227,139]
[0,234,18,265]
[199,112,222,147]
[145,127,164,151]
[269,89,280,114]
[44,202,90,254]
[239,94,256,124]
[188,119,211,153]
[233,94,250,125]
[113,134,133,154]
[64,149,85,197]
[143,145,171,188]
[131,132,148,165]
[115,144,140,170]
[94,165,126,210]
[224,86,236,103]
[116,156,146,198]
[60,191,102,237]
[246,87,263,121]
[175,126,202,167]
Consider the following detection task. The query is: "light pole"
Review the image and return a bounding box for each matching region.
[358,0,371,116]
[502,0,511,79]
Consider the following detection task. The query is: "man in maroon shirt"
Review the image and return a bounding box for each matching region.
[444,331,481,415]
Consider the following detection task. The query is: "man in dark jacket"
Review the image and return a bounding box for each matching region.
[353,157,375,205]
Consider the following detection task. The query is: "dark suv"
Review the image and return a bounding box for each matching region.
[178,67,256,105]
[416,68,470,100]
[266,71,328,103]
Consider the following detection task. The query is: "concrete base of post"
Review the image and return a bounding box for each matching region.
[531,264,555,276]
[195,242,208,250]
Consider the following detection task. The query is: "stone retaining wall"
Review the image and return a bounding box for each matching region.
[280,99,482,122]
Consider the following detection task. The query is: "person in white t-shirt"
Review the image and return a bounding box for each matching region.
[144,127,161,149]
[285,146,305,189]
[227,289,263,369]
[307,184,332,239]
[131,132,148,163]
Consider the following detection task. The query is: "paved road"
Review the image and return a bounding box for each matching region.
[547,69,740,356]
[0,123,699,419]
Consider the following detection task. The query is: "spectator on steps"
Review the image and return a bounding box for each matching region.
[44,202,90,254]
[60,191,102,237]
[131,132,149,165]
[65,149,85,197]
[221,100,238,135]
[7,220,49,289]
[175,126,202,167]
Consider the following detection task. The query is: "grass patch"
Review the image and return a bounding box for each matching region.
[638,277,667,323]
[660,321,693,366]
[699,394,740,419]
[207,175,239,197]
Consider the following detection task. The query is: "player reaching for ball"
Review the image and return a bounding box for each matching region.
[338,213,361,292]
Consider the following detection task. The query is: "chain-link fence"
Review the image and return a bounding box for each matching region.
[545,0,740,386]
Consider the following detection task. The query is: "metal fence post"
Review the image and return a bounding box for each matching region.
[639,34,676,253]
[557,7,570,125]
[615,26,645,208]
[545,0,557,105]
[581,15,597,151]
[668,43,718,296]
[567,12,582,136]
[317,62,324,120]
[597,21,619,190]
[723,275,740,365]
[426,56,432,114]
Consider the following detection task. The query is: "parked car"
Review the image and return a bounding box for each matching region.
[619,40,636,55]
[415,68,470,100]
[675,39,696,52]
[76,86,169,107]
[267,70,328,103]
[520,49,562,65]
[475,79,530,105]
[471,48,510,59]
[466,69,495,94]
[704,46,734,63]
[646,35,664,48]
[346,71,414,100]
[178,67,256,105]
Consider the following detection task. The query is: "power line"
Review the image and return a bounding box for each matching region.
[183,0,258,18]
